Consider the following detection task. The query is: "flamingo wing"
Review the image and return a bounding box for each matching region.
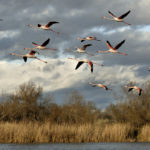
[23,56,27,62]
[106,41,113,49]
[118,10,131,19]
[37,24,42,27]
[29,50,37,55]
[46,21,59,27]
[81,44,92,50]
[41,38,50,46]
[103,86,108,90]
[75,61,84,70]
[108,10,117,18]
[128,88,133,92]
[88,61,93,73]
[138,89,142,96]
[32,42,39,46]
[114,40,125,50]
[81,40,85,42]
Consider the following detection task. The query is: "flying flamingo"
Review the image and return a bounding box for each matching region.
[71,44,94,56]
[77,36,101,42]
[10,50,47,63]
[24,38,57,51]
[68,57,103,73]
[125,85,142,96]
[88,82,112,91]
[27,21,59,34]
[102,10,131,25]
[97,40,128,56]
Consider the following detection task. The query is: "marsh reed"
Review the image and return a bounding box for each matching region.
[0,121,135,143]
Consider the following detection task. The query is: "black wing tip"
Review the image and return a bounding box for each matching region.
[75,66,78,70]
[32,42,36,44]
[86,44,92,46]
[51,21,59,23]
[37,24,41,27]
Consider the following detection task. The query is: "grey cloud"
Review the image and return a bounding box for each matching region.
[0,0,150,109]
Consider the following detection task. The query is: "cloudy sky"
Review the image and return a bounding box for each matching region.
[0,0,150,109]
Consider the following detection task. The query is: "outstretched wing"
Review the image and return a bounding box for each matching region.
[138,89,142,96]
[32,42,39,46]
[75,61,84,70]
[114,40,125,50]
[23,56,27,62]
[108,10,117,18]
[128,88,133,92]
[81,44,92,50]
[118,10,131,19]
[106,41,113,49]
[46,21,59,27]
[103,86,108,90]
[41,38,50,46]
[88,61,93,73]
[29,50,37,55]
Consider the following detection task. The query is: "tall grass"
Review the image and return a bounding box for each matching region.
[138,124,150,142]
[0,121,134,143]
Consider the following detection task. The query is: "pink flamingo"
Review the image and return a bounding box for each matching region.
[68,57,103,73]
[88,82,112,91]
[97,40,127,56]
[24,38,57,51]
[28,21,59,34]
[125,85,142,96]
[72,44,94,56]
[102,10,131,25]
[10,50,47,63]
[77,36,100,42]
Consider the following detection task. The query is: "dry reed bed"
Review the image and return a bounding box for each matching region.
[0,122,137,143]
[138,124,150,142]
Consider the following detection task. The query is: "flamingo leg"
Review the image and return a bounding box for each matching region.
[85,52,94,56]
[35,57,47,63]
[49,29,60,34]
[93,62,104,66]
[122,21,131,25]
[118,52,128,56]
[45,48,57,51]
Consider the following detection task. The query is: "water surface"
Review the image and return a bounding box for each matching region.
[0,143,150,150]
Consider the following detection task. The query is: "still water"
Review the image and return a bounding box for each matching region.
[0,143,150,150]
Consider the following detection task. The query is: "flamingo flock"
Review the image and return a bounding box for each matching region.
[8,9,144,97]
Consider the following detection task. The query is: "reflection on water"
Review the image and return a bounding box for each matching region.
[0,143,150,150]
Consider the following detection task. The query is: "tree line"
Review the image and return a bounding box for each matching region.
[0,81,150,127]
